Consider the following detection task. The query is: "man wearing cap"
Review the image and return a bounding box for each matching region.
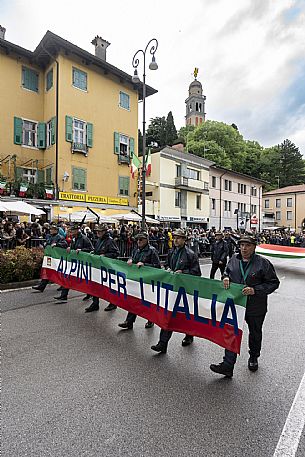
[54,224,93,302]
[210,231,229,279]
[118,231,161,330]
[210,235,280,377]
[224,231,237,258]
[151,228,201,353]
[32,224,68,292]
[85,224,120,313]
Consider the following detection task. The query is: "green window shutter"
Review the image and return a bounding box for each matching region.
[22,67,38,92]
[37,170,45,184]
[129,137,134,158]
[73,167,86,191]
[119,176,129,196]
[86,123,93,148]
[51,117,56,144]
[46,69,53,91]
[65,115,73,142]
[114,132,120,154]
[46,167,52,185]
[14,117,23,145]
[15,167,23,180]
[38,122,46,149]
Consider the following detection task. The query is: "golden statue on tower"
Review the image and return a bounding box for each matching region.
[193,67,199,79]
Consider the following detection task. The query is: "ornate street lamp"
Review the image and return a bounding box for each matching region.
[132,39,158,229]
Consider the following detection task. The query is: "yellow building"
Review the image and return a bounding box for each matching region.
[0,28,156,219]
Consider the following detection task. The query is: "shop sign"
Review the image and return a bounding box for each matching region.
[59,192,128,206]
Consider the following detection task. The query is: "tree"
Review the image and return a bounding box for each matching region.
[187,135,232,168]
[146,116,167,148]
[165,111,178,146]
[178,125,195,144]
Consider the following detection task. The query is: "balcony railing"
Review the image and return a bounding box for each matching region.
[72,142,88,156]
[175,176,188,187]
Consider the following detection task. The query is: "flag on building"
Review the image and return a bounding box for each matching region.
[130,154,141,179]
[0,181,6,195]
[146,149,152,177]
[19,183,28,197]
[45,188,54,199]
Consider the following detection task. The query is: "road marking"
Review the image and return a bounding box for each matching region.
[273,370,305,457]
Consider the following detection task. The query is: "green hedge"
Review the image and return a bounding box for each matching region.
[0,247,44,283]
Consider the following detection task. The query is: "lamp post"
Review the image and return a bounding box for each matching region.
[249,185,256,231]
[132,39,158,230]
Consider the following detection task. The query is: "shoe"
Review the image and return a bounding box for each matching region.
[57,286,63,291]
[182,335,193,346]
[151,342,167,353]
[32,285,44,292]
[54,296,68,303]
[85,303,99,313]
[248,355,258,372]
[104,303,117,311]
[82,294,91,301]
[210,362,234,378]
[145,321,154,329]
[118,321,133,330]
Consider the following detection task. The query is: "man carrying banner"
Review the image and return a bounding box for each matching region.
[85,224,120,313]
[32,225,68,292]
[210,235,280,377]
[210,231,229,279]
[118,231,161,329]
[151,228,201,353]
[54,224,93,303]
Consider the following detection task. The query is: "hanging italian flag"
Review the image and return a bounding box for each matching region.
[0,181,6,195]
[130,153,141,179]
[41,247,247,353]
[146,148,152,176]
[256,244,305,259]
[45,188,54,199]
[19,183,28,197]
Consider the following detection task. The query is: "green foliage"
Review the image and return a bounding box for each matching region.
[178,125,195,143]
[0,247,44,284]
[146,116,167,148]
[165,111,178,146]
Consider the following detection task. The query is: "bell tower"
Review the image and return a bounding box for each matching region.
[185,68,206,126]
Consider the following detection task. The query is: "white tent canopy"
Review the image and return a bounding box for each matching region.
[0,200,45,216]
[112,212,160,224]
[57,211,117,224]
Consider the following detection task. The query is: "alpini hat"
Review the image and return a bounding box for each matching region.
[50,224,59,231]
[135,231,149,239]
[238,235,257,245]
[172,228,187,238]
[70,224,80,231]
[215,231,223,236]
[95,224,108,232]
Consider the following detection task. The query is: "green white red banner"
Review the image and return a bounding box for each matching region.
[256,244,305,259]
[41,247,247,353]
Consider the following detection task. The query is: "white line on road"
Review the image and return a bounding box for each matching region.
[273,370,305,457]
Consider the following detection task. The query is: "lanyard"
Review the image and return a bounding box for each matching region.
[239,255,254,284]
[172,248,183,271]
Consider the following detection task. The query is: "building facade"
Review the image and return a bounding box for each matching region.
[143,147,212,228]
[185,74,206,126]
[0,28,156,219]
[262,185,305,231]
[209,166,264,231]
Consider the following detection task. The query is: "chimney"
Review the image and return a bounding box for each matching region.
[91,36,110,61]
[0,25,6,40]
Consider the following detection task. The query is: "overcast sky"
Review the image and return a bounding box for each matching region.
[1,0,305,154]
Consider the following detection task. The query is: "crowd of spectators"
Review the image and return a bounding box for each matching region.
[1,217,305,254]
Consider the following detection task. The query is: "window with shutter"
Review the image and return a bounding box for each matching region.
[119,91,130,110]
[118,176,129,196]
[72,167,87,191]
[114,132,120,154]
[65,116,73,142]
[72,68,87,91]
[86,123,93,148]
[46,69,53,91]
[14,117,23,145]
[46,167,53,185]
[22,66,39,92]
[38,122,46,149]
[51,117,56,145]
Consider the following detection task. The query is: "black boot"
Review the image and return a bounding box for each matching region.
[210,362,234,378]
[182,335,194,346]
[82,294,91,301]
[32,285,45,292]
[118,321,133,330]
[104,303,117,311]
[145,321,154,329]
[248,355,258,372]
[151,342,167,353]
[54,295,68,303]
[85,302,99,313]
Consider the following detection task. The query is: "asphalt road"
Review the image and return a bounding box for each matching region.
[2,259,305,457]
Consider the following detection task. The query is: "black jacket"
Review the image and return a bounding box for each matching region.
[94,233,119,259]
[70,233,93,252]
[211,240,229,263]
[166,245,201,276]
[224,253,280,316]
[131,243,161,269]
[45,233,68,249]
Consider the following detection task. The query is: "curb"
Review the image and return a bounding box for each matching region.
[0,279,40,291]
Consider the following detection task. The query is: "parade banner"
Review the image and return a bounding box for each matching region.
[256,244,305,259]
[41,247,247,353]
